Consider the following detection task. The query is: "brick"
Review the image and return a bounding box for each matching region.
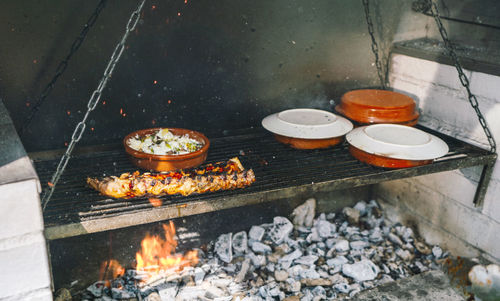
[411,169,478,208]
[482,179,500,222]
[0,239,51,299]
[1,288,53,301]
[0,179,44,241]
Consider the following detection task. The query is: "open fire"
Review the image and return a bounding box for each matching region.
[99,221,199,285]
[78,198,457,301]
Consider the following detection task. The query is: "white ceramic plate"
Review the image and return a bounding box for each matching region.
[262,108,353,139]
[346,124,449,160]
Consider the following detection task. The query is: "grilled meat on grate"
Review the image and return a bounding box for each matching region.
[87,157,255,198]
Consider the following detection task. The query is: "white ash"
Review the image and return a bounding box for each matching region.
[82,198,449,300]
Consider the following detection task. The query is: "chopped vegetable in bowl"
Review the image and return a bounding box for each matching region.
[127,128,203,155]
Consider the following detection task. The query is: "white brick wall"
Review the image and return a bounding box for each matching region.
[0,179,52,300]
[375,54,500,263]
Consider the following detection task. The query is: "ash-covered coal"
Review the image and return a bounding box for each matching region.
[79,198,448,301]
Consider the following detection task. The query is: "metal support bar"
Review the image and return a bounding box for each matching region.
[473,160,497,208]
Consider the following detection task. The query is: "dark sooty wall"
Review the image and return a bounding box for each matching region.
[0,0,410,152]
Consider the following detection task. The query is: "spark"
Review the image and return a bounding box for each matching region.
[177,12,181,16]
[33,59,38,64]
[153,80,158,84]
[151,5,156,10]
[168,100,172,104]
[67,110,71,115]
[47,182,54,187]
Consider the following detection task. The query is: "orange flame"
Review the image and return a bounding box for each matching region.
[135,221,198,275]
[99,259,125,282]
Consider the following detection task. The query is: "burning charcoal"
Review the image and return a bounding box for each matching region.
[211,277,233,289]
[300,278,332,287]
[266,262,276,273]
[388,233,403,246]
[279,249,303,269]
[350,240,370,250]
[87,281,106,297]
[343,207,360,224]
[269,216,293,244]
[268,286,284,299]
[111,287,136,299]
[194,267,206,285]
[233,231,248,256]
[205,285,226,299]
[395,248,412,261]
[348,283,362,297]
[144,292,161,301]
[325,238,336,249]
[251,241,272,254]
[235,258,251,283]
[215,233,233,263]
[315,220,337,238]
[176,286,206,301]
[327,256,348,274]
[249,225,266,242]
[248,251,266,267]
[274,270,289,282]
[299,267,321,279]
[156,282,179,301]
[432,245,443,259]
[291,198,316,227]
[333,282,351,294]
[311,285,327,299]
[353,201,368,216]
[294,255,318,266]
[342,259,379,282]
[333,239,350,253]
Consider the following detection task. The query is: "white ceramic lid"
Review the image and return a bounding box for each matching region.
[346,124,449,160]
[262,108,353,139]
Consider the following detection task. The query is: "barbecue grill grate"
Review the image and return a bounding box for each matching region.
[33,126,496,240]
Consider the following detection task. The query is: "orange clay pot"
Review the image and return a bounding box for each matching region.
[274,134,343,150]
[336,89,419,126]
[349,145,432,169]
[123,128,210,172]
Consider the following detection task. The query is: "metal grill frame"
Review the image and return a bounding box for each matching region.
[31,126,496,240]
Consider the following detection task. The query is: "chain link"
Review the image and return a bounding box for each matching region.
[41,0,147,210]
[20,0,108,135]
[362,0,386,90]
[427,0,496,153]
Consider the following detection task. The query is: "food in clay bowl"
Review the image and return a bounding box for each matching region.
[123,128,210,172]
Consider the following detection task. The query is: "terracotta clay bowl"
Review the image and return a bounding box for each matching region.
[336,89,419,125]
[273,134,344,150]
[349,145,432,169]
[123,128,210,172]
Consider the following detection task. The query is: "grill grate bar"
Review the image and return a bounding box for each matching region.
[33,126,496,237]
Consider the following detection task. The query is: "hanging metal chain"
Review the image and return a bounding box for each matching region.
[427,0,496,153]
[41,0,147,210]
[21,0,108,135]
[362,0,386,89]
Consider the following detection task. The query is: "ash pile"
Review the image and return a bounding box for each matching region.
[81,199,448,301]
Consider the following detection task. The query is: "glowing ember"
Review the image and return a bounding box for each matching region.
[135,221,198,275]
[148,197,163,207]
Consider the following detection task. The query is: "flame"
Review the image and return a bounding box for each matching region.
[99,259,125,281]
[135,221,198,275]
